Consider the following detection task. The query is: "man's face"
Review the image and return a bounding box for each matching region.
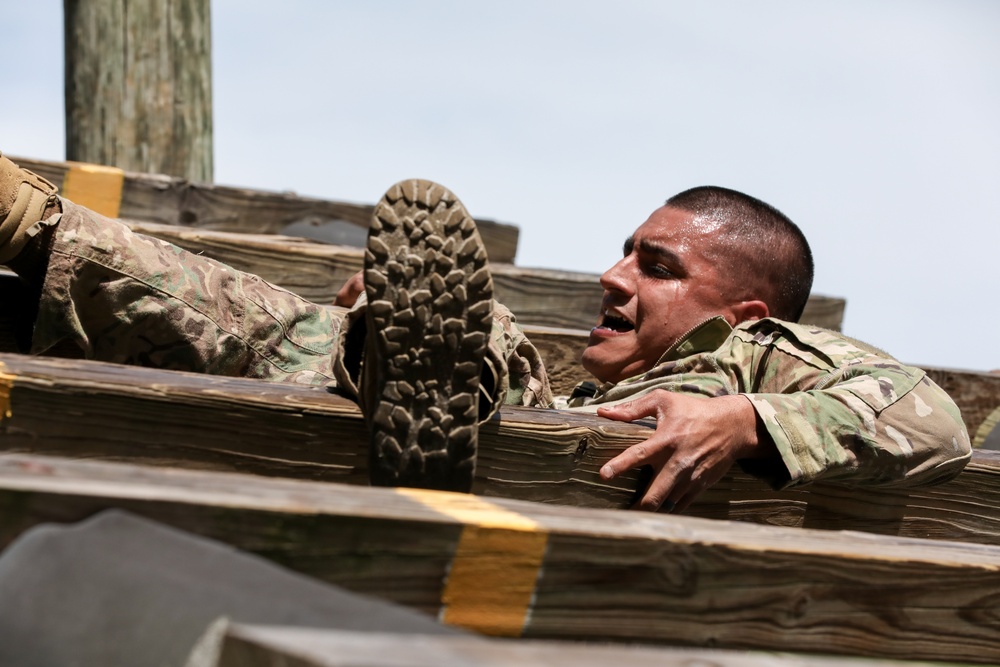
[581,205,740,384]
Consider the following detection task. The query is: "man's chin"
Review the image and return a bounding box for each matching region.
[581,343,620,385]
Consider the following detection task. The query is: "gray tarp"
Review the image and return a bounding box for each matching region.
[0,510,459,667]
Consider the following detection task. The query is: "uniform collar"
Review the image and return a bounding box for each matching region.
[656,315,733,363]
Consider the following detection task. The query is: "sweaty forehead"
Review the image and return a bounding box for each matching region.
[633,206,728,250]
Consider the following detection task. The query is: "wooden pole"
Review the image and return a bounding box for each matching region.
[63,0,213,181]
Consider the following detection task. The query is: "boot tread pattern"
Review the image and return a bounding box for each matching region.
[365,179,493,492]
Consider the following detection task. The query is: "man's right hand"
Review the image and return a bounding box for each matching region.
[596,391,776,513]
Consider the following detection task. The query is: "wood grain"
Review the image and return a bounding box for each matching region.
[925,366,1000,446]
[1,353,999,546]
[1,453,999,663]
[11,156,520,264]
[64,0,213,181]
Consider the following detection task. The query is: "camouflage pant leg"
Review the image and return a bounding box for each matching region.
[489,301,553,409]
[32,199,340,385]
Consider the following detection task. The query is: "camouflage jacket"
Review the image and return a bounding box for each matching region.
[568,316,971,490]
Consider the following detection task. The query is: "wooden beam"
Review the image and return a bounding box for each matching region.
[1,353,999,546]
[204,624,976,667]
[11,156,520,264]
[2,453,999,663]
[924,367,1000,447]
[118,220,605,329]
[64,0,213,181]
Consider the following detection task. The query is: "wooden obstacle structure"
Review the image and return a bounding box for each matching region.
[0,353,999,547]
[2,453,999,664]
[2,156,1000,665]
[13,156,521,265]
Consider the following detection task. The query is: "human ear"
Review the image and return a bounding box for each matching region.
[729,299,769,324]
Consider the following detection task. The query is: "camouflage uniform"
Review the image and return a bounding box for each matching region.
[31,200,552,408]
[29,200,968,490]
[567,317,971,489]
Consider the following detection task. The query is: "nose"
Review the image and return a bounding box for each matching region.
[600,254,635,297]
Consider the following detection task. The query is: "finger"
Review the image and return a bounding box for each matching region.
[596,392,662,423]
[634,458,693,513]
[334,271,364,307]
[600,437,666,480]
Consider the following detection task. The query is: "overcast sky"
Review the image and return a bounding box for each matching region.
[4,1,999,371]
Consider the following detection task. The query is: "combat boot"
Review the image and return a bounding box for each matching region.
[361,179,495,493]
[0,152,59,265]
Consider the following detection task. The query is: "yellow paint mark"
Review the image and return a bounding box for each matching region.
[0,362,13,421]
[62,163,125,218]
[397,488,549,636]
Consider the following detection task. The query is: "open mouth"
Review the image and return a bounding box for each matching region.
[595,310,634,333]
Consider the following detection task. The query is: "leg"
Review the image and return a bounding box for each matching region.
[1,153,338,385]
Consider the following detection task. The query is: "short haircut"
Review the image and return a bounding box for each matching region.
[665,186,813,322]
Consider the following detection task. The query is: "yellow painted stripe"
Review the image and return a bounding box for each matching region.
[0,362,12,421]
[397,488,548,637]
[62,163,125,218]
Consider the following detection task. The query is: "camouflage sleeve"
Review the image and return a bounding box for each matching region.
[728,321,971,489]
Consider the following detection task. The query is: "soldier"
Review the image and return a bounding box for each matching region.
[0,153,971,508]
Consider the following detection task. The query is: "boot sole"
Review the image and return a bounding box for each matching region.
[364,179,493,492]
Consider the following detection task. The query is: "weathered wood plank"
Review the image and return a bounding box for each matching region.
[11,156,520,264]
[204,624,974,667]
[1,353,999,546]
[120,220,605,329]
[64,0,213,181]
[925,367,1000,447]
[125,222,364,305]
[2,453,999,663]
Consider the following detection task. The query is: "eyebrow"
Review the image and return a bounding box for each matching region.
[622,236,635,255]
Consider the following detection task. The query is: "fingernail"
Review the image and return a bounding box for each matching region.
[600,464,613,478]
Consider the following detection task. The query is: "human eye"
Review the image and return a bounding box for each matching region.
[638,257,674,279]
[647,263,674,278]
